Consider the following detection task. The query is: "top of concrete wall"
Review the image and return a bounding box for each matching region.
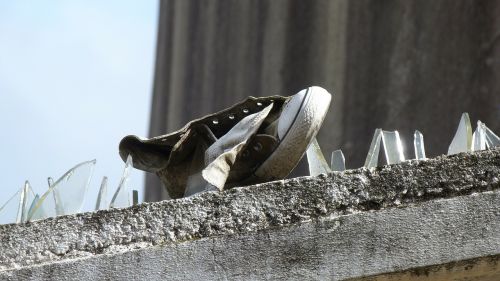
[1,148,499,276]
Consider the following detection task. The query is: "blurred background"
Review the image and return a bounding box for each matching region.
[1,1,499,206]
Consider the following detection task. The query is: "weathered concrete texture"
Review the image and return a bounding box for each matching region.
[351,255,500,281]
[3,189,500,281]
[1,149,500,280]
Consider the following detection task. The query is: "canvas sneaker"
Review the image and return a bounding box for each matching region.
[119,86,332,198]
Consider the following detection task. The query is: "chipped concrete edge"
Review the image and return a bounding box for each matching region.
[3,188,500,280]
[0,148,499,274]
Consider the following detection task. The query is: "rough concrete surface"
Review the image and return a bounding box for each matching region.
[1,149,500,280]
[352,255,500,281]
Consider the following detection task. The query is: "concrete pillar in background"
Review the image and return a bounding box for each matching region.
[147,0,500,201]
[342,1,500,165]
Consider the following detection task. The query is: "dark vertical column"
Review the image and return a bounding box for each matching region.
[342,0,500,166]
[146,0,500,201]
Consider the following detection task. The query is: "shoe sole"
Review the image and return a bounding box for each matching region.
[253,86,332,181]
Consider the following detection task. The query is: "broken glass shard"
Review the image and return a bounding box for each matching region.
[365,129,406,167]
[364,129,382,168]
[19,181,35,223]
[47,177,54,187]
[52,188,64,216]
[0,181,35,224]
[483,124,500,148]
[472,121,486,151]
[95,177,109,211]
[330,149,346,171]
[133,190,139,205]
[27,194,44,221]
[306,137,331,176]
[28,160,96,221]
[448,113,472,155]
[110,155,132,208]
[381,130,405,164]
[413,130,426,160]
[0,190,21,224]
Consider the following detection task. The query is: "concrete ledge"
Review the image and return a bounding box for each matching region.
[351,255,500,281]
[1,149,500,280]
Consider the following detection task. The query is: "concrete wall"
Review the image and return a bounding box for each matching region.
[1,149,500,280]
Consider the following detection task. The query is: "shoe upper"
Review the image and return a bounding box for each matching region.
[119,86,332,199]
[119,95,287,199]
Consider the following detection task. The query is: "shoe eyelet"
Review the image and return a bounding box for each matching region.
[242,108,249,114]
[242,150,250,158]
[253,142,262,151]
[212,118,219,125]
[256,102,262,107]
[228,114,235,120]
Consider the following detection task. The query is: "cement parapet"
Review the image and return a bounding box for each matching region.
[1,149,500,280]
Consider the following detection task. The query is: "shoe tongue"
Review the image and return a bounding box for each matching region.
[202,103,274,190]
[204,103,274,165]
[263,119,279,137]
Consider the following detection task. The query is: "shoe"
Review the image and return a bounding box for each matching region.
[119,86,332,198]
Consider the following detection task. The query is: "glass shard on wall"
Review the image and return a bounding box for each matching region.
[110,155,133,208]
[364,129,405,167]
[414,130,426,159]
[95,177,109,211]
[330,150,346,171]
[306,137,332,176]
[381,130,405,164]
[0,181,35,224]
[364,129,382,168]
[448,113,472,155]
[484,124,500,148]
[28,160,96,221]
[472,121,486,151]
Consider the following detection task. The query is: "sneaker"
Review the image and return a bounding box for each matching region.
[119,86,332,198]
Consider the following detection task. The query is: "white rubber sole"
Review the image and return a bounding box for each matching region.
[254,86,332,181]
